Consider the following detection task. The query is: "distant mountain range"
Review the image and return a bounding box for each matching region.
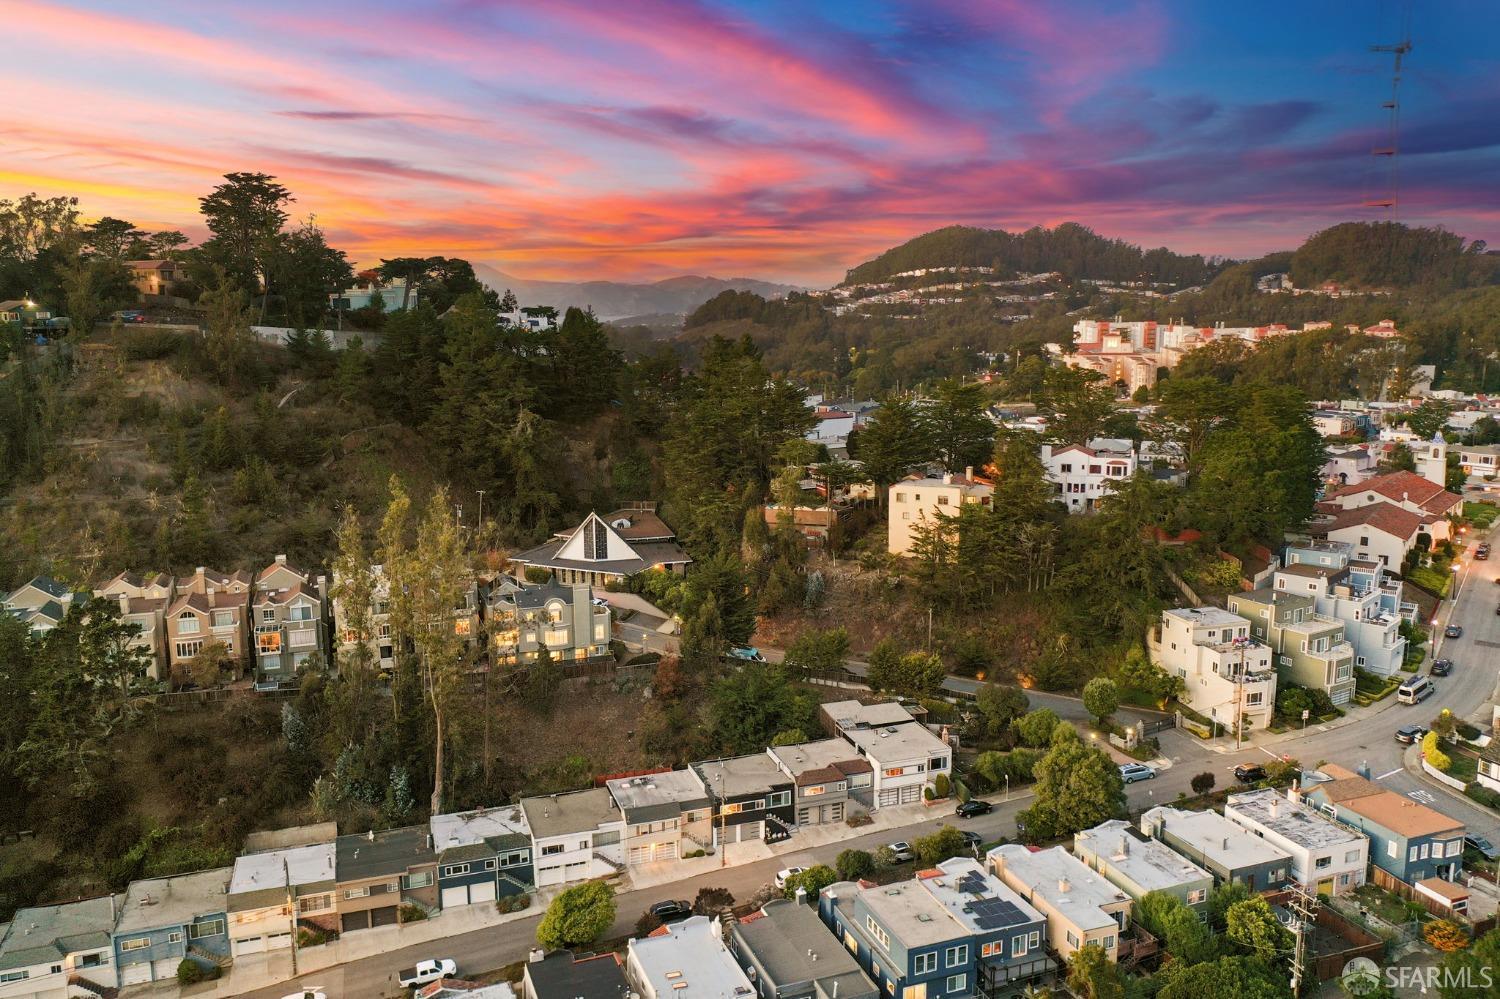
[473,265,801,320]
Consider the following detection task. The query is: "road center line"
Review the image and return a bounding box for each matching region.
[1374,768,1402,780]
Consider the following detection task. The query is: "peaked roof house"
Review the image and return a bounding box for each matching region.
[0,894,123,997]
[510,505,692,587]
[250,556,329,687]
[94,571,176,679]
[1,575,84,634]
[729,899,879,999]
[113,867,232,986]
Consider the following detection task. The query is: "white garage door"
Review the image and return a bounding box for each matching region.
[442,885,470,908]
[898,785,922,804]
[233,936,266,957]
[739,821,762,841]
[628,845,651,866]
[154,957,180,980]
[266,932,292,951]
[536,865,563,887]
[877,788,900,807]
[120,962,152,986]
[470,880,496,903]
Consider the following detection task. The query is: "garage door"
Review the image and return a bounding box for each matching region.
[341,911,370,933]
[442,885,470,908]
[470,880,496,903]
[877,788,900,807]
[154,957,180,981]
[628,845,651,866]
[831,802,845,822]
[371,906,399,927]
[536,865,563,887]
[266,932,292,951]
[898,785,922,804]
[233,936,266,957]
[739,821,762,841]
[120,961,152,986]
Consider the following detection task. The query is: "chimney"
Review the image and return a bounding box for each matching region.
[1058,877,1071,894]
[964,466,974,481]
[275,554,287,566]
[1221,838,1229,851]
[117,593,129,615]
[1269,799,1281,820]
[942,472,953,485]
[529,948,546,963]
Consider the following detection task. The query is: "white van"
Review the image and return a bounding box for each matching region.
[1398,676,1434,705]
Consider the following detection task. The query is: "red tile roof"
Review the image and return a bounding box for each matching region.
[1325,471,1461,516]
[1324,501,1426,540]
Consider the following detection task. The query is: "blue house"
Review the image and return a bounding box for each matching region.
[820,858,1053,999]
[112,868,232,986]
[429,805,534,908]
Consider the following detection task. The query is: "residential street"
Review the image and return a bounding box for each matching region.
[233,530,1500,999]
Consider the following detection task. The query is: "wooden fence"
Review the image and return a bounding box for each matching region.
[1264,890,1386,981]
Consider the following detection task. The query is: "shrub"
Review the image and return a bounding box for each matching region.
[496,893,532,914]
[873,845,897,869]
[1016,709,1061,748]
[914,826,967,865]
[1424,919,1469,952]
[1422,731,1453,772]
[177,958,206,985]
[537,881,616,950]
[636,910,664,937]
[933,772,951,798]
[693,887,735,915]
[1190,771,1216,796]
[399,902,428,922]
[836,849,875,881]
[783,864,838,900]
[297,925,330,947]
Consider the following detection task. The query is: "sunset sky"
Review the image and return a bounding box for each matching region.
[5,0,1497,285]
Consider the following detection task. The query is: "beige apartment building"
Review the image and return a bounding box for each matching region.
[887,468,993,555]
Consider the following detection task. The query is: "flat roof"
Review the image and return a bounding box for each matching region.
[696,754,790,799]
[1142,806,1291,870]
[336,825,435,882]
[768,739,871,784]
[521,788,621,840]
[1164,606,1247,628]
[917,858,1043,935]
[229,841,336,897]
[0,895,121,971]
[606,770,710,821]
[242,822,339,854]
[1074,821,1211,894]
[831,878,964,947]
[842,722,948,761]
[526,951,631,999]
[628,916,752,999]
[1227,789,1366,850]
[989,845,1128,932]
[731,901,876,999]
[430,806,531,854]
[822,700,916,730]
[116,868,232,934]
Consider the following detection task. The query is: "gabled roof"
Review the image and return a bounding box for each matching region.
[1323,502,1426,541]
[252,581,319,607]
[1324,471,1461,515]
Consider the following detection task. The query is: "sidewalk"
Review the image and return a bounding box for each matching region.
[1191,683,1409,755]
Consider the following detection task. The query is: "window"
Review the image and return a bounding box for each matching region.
[175,640,204,660]
[500,850,530,866]
[1028,931,1039,948]
[120,936,152,952]
[721,803,745,816]
[0,972,28,983]
[483,859,497,871]
[1060,464,1072,474]
[805,784,827,796]
[261,608,276,622]
[936,495,949,506]
[1246,692,1263,706]
[402,871,433,890]
[258,632,282,653]
[288,605,313,622]
[211,610,234,628]
[189,919,224,939]
[164,929,183,944]
[443,864,470,877]
[768,791,792,808]
[929,756,948,772]
[884,767,906,778]
[895,493,906,503]
[914,952,937,974]
[1102,936,1115,951]
[344,886,369,899]
[177,615,200,634]
[1345,850,1361,863]
[980,942,1003,958]
[1187,888,1207,905]
[1387,841,1399,859]
[297,893,333,914]
[544,629,568,645]
[1447,840,1464,858]
[1010,934,1027,957]
[1315,856,1332,869]
[945,975,965,993]
[866,917,890,950]
[1065,931,1079,948]
[543,844,565,856]
[944,945,967,967]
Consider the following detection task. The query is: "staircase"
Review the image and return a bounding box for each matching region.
[67,975,118,999]
[593,851,625,874]
[189,943,233,971]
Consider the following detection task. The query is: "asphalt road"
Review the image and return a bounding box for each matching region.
[237,528,1500,999]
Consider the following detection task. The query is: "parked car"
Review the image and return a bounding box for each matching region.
[1445,624,1464,638]
[112,309,147,323]
[398,959,458,988]
[1118,763,1156,784]
[726,645,767,662]
[1477,543,1491,560]
[774,866,807,890]
[888,841,916,863]
[956,799,993,818]
[649,900,692,923]
[1466,834,1500,860]
[1430,659,1453,676]
[959,830,984,850]
[1395,725,1426,744]
[1233,763,1267,784]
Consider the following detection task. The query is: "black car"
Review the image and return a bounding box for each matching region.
[1395,725,1426,744]
[1466,834,1500,860]
[1233,763,1267,784]
[1476,543,1491,560]
[959,830,984,850]
[1445,624,1464,638]
[1430,659,1453,676]
[956,799,993,818]
[649,900,692,923]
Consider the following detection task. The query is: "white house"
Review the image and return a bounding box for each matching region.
[1456,443,1500,480]
[226,841,337,958]
[0,895,121,999]
[1273,545,1411,676]
[1039,440,1137,513]
[1319,503,1428,570]
[519,788,624,888]
[626,916,750,999]
[1321,444,1377,488]
[887,470,993,555]
[1223,789,1368,895]
[1149,608,1276,734]
[839,720,952,808]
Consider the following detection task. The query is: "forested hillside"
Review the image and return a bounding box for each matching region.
[841,222,1225,287]
[1289,222,1496,291]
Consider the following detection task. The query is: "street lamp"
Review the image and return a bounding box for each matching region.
[1004,774,1009,802]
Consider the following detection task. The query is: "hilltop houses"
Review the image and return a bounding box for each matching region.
[510,505,692,587]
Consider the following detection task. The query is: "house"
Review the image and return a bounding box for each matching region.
[605,770,713,868]
[820,700,921,738]
[1149,607,1277,734]
[729,899,879,999]
[1139,806,1293,892]
[168,567,253,676]
[1321,467,1461,544]
[485,577,611,665]
[511,505,692,587]
[333,826,438,933]
[1226,589,1356,706]
[126,259,183,297]
[95,571,175,679]
[695,754,797,847]
[429,806,534,907]
[840,719,951,809]
[251,556,328,685]
[1073,821,1213,917]
[768,739,874,825]
[1455,443,1500,479]
[1271,547,1411,676]
[626,915,753,999]
[820,859,1051,999]
[332,563,396,671]
[1310,411,1362,438]
[520,788,625,888]
[1039,441,1138,513]
[330,277,418,313]
[887,470,993,555]
[1292,765,1464,897]
[1321,444,1377,488]
[226,840,337,958]
[0,894,122,998]
[1,575,83,635]
[113,868,231,986]
[988,845,1131,961]
[1223,789,1368,895]
[521,950,630,999]
[1315,503,1433,570]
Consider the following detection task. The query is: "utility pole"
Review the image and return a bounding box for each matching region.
[1285,881,1319,997]
[1235,644,1245,751]
[285,857,298,977]
[476,490,486,533]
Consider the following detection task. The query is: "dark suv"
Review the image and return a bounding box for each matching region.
[1233,763,1267,784]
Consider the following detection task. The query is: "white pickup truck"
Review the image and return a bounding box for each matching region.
[398,958,458,988]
